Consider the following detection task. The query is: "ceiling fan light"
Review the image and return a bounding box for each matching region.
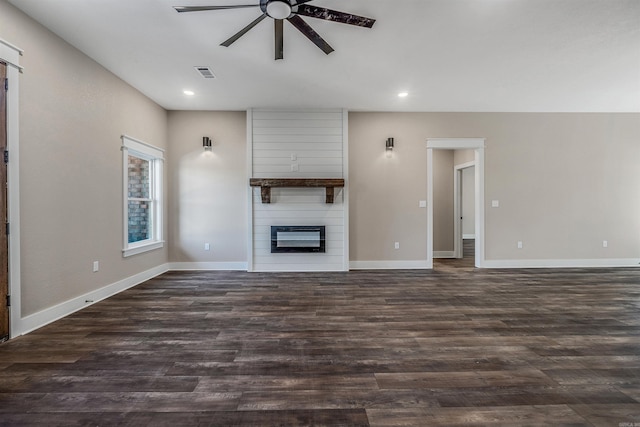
[266,1,292,19]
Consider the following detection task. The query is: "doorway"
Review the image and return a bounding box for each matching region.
[0,62,8,341]
[426,138,485,268]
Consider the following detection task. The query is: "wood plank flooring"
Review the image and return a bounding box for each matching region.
[1,248,640,425]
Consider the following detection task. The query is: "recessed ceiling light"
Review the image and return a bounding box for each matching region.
[183,90,195,96]
[398,92,409,98]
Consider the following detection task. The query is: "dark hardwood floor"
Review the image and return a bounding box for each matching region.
[1,244,640,426]
[433,239,477,271]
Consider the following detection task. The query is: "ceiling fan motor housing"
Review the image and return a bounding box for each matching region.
[264,0,292,19]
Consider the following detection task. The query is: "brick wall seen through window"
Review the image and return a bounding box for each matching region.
[127,155,151,243]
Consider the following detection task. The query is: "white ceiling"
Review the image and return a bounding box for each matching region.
[9,0,640,112]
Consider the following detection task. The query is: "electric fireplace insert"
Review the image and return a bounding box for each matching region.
[271,226,326,253]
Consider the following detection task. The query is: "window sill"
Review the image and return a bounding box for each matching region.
[123,240,164,258]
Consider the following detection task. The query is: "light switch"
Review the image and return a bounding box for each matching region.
[291,164,299,172]
[492,200,500,208]
[419,200,427,208]
[291,154,297,161]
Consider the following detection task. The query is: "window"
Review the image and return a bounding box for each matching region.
[121,135,164,257]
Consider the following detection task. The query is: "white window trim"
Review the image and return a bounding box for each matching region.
[121,135,164,257]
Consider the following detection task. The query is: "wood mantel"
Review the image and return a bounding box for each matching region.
[250,178,345,204]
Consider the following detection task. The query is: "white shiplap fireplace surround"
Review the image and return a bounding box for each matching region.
[247,109,348,272]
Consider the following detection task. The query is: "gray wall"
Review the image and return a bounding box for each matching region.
[167,111,247,265]
[349,112,640,263]
[1,1,168,316]
[461,166,476,238]
[167,111,640,265]
[432,150,454,253]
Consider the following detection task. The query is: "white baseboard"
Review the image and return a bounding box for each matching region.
[433,251,456,259]
[463,234,476,239]
[482,258,640,269]
[168,262,248,271]
[18,263,170,336]
[349,260,431,270]
[16,256,640,336]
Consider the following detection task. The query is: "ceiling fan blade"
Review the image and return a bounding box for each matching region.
[287,15,334,55]
[221,14,267,47]
[294,5,375,28]
[275,19,284,60]
[174,5,259,13]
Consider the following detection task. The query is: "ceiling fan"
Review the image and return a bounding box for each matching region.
[174,0,376,60]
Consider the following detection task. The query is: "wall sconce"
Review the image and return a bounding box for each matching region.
[203,136,212,151]
[385,137,394,157]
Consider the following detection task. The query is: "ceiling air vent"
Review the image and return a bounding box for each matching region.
[194,66,215,79]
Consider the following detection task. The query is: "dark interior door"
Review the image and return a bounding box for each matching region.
[0,62,8,341]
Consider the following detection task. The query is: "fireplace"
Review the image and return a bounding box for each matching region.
[271,226,326,253]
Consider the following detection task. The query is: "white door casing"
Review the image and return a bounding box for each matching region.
[427,138,485,268]
[454,161,475,259]
[0,38,22,337]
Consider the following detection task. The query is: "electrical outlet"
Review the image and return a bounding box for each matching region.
[395,242,400,249]
[205,243,210,251]
[492,200,500,208]
[517,241,523,249]
[419,200,427,208]
[291,164,299,172]
[603,240,608,248]
[93,261,99,272]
